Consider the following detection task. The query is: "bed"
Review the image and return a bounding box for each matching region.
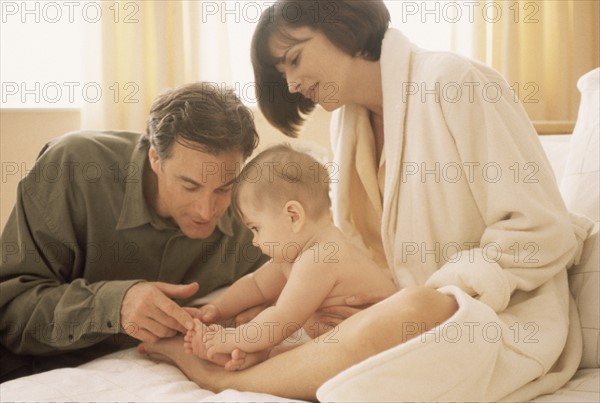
[2,69,598,403]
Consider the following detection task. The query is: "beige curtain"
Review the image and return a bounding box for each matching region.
[83,1,599,133]
[451,0,599,132]
[80,0,233,132]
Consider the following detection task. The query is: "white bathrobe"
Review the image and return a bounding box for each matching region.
[317,29,592,402]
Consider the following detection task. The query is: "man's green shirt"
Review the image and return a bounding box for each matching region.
[0,131,265,356]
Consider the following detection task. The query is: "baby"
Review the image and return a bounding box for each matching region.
[184,144,397,370]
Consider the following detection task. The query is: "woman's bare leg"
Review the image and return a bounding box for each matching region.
[142,287,458,401]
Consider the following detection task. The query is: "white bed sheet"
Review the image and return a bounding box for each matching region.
[0,347,307,403]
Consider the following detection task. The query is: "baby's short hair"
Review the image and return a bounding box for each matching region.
[232,144,332,221]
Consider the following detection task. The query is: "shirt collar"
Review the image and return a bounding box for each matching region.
[116,145,235,238]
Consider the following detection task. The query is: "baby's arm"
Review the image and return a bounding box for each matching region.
[193,260,288,323]
[205,253,338,356]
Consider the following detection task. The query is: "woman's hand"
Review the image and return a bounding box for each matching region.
[312,291,393,327]
[346,292,393,308]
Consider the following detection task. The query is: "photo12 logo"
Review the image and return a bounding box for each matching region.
[402,81,540,105]
[397,1,540,24]
[200,1,339,24]
[1,81,140,105]
[1,1,140,24]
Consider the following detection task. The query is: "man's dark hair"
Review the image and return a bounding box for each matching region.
[140,82,259,160]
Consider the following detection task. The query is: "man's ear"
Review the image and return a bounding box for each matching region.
[148,146,161,173]
[284,200,305,233]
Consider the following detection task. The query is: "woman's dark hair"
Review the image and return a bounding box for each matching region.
[251,0,390,137]
[140,82,259,160]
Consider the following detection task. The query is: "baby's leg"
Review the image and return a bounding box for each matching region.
[183,319,231,367]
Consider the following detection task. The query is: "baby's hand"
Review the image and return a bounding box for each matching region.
[184,303,221,324]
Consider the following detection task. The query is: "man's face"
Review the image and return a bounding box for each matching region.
[148,140,244,239]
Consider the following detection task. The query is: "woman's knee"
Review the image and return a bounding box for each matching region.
[396,286,459,325]
[346,286,459,348]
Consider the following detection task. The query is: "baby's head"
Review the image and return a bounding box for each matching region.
[232,143,332,224]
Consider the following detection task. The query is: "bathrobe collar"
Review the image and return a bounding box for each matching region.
[329,28,415,276]
[380,28,417,271]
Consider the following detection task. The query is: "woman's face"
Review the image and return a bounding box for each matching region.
[269,27,356,112]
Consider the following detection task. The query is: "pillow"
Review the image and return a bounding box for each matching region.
[560,67,600,369]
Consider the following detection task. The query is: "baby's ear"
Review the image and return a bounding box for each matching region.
[284,200,305,232]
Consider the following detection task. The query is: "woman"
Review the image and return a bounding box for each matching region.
[142,1,590,400]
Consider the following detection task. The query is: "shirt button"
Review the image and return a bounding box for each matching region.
[107,321,113,328]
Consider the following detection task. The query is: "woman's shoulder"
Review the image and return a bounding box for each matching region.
[412,49,479,81]
[411,47,504,86]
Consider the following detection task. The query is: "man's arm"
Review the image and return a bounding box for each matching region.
[0,178,195,353]
[0,196,130,353]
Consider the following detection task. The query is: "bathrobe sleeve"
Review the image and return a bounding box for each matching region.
[424,63,591,312]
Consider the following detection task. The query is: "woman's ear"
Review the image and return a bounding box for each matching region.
[283,200,305,232]
[148,146,161,173]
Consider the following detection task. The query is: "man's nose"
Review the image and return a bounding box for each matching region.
[193,193,216,220]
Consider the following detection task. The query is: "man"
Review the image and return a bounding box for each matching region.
[0,83,267,382]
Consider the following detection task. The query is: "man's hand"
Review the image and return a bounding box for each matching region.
[121,282,199,342]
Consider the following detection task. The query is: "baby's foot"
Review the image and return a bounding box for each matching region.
[182,319,206,356]
[183,329,196,355]
[224,348,272,371]
[183,319,230,366]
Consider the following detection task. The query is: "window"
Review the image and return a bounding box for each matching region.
[1,0,457,109]
[1,1,84,108]
[386,0,453,51]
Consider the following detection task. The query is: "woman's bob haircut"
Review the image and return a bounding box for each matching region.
[251,0,390,137]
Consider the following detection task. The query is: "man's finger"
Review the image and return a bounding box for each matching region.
[124,324,158,343]
[146,303,188,334]
[157,294,195,330]
[183,307,204,319]
[155,282,200,299]
[143,318,179,339]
